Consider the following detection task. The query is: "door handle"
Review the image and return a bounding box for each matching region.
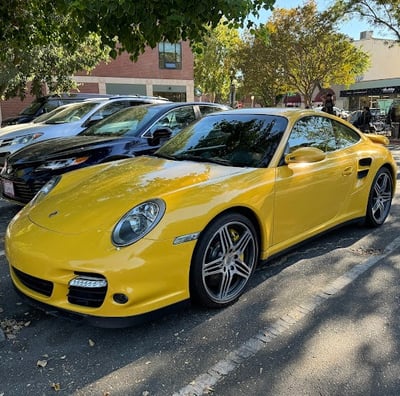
[342,166,353,176]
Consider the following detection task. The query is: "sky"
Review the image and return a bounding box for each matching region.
[253,0,393,40]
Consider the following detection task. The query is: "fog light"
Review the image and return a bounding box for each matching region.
[69,276,107,288]
[113,293,129,304]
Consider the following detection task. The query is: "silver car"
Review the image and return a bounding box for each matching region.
[0,96,170,166]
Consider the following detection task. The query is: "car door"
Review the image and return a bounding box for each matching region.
[272,115,359,248]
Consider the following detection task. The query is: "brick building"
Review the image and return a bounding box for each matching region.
[0,41,194,123]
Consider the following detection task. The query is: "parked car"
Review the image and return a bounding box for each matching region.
[0,93,115,127]
[0,96,170,167]
[6,108,396,327]
[0,102,230,204]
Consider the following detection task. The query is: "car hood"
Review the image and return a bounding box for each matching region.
[0,123,43,138]
[1,115,34,126]
[27,156,251,235]
[0,120,83,140]
[10,136,126,163]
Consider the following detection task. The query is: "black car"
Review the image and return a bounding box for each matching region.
[0,102,230,204]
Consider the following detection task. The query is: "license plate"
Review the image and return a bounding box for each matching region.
[2,179,15,197]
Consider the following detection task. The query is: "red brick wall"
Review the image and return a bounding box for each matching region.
[1,42,194,122]
[79,41,193,80]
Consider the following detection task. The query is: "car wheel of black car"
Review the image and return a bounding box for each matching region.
[190,213,258,308]
[365,167,393,227]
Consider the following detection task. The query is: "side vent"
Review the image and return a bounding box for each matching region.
[359,158,372,166]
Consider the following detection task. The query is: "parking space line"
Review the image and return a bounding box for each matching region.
[174,235,400,396]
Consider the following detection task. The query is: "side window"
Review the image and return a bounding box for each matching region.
[332,120,361,149]
[93,101,129,119]
[287,116,336,153]
[198,105,223,116]
[150,107,196,137]
[168,107,196,131]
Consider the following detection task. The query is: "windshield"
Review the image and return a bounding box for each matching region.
[19,100,45,116]
[43,102,99,124]
[156,113,287,168]
[32,106,68,124]
[80,105,161,137]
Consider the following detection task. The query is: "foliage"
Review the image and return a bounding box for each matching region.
[0,1,109,99]
[193,20,242,103]
[330,0,400,41]
[0,0,275,100]
[238,0,370,107]
[235,32,289,106]
[59,0,276,59]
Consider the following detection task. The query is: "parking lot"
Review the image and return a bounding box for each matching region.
[1,144,400,395]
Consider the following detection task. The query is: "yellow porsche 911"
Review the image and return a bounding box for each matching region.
[5,108,397,327]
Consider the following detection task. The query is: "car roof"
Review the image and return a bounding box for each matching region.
[208,107,320,117]
[134,101,231,110]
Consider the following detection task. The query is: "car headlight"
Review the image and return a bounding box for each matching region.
[30,175,61,206]
[112,199,166,247]
[11,133,43,145]
[36,156,89,171]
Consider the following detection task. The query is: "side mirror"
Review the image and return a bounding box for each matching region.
[285,147,325,164]
[148,127,172,146]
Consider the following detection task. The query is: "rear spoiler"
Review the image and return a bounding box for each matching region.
[364,133,390,146]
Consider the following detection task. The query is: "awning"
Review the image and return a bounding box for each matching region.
[284,93,301,104]
[313,88,335,103]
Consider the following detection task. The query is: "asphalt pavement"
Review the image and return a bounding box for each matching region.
[1,142,400,395]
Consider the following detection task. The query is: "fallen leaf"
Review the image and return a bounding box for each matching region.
[51,382,61,391]
[89,339,95,347]
[37,360,47,368]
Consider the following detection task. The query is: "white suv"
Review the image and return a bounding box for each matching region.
[0,96,170,166]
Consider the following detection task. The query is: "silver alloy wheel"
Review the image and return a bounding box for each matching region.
[367,168,393,226]
[200,219,257,305]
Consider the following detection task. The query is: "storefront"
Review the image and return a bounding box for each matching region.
[340,78,400,113]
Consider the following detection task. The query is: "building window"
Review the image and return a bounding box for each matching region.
[159,42,182,69]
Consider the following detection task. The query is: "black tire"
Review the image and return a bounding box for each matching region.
[190,213,258,308]
[365,167,393,227]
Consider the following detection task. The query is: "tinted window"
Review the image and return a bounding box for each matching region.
[146,106,197,137]
[288,116,360,153]
[198,105,226,116]
[332,119,361,149]
[157,114,287,168]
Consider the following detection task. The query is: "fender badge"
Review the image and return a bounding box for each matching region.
[48,211,58,218]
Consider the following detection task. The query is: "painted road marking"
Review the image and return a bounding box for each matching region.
[174,235,400,396]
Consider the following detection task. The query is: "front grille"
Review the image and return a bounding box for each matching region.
[3,178,42,203]
[12,267,53,297]
[68,274,107,308]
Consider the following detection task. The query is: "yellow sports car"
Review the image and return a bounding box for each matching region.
[5,108,397,327]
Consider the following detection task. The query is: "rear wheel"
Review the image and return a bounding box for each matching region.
[365,167,393,227]
[190,213,258,308]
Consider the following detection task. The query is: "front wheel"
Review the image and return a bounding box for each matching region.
[190,213,259,308]
[365,167,393,227]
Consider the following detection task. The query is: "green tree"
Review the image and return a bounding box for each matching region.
[238,0,370,107]
[194,20,242,103]
[330,1,400,41]
[235,32,290,106]
[59,0,276,59]
[0,1,109,99]
[0,0,276,100]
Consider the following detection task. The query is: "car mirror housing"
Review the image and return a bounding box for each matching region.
[285,147,326,164]
[149,127,172,146]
